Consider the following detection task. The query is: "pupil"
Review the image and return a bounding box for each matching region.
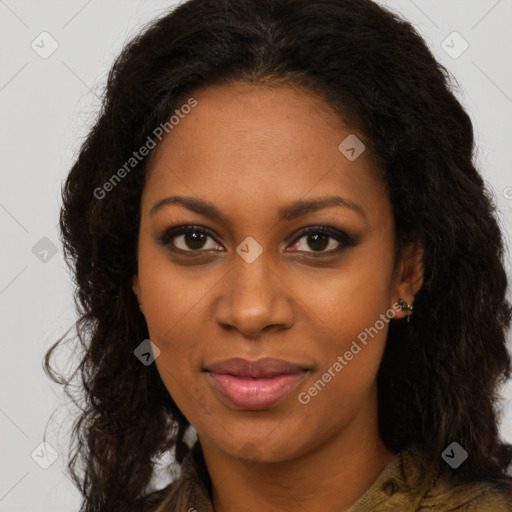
[185,232,206,250]
[308,234,328,251]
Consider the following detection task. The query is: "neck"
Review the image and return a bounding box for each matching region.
[199,389,394,512]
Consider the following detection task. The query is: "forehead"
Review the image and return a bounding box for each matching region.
[142,82,389,225]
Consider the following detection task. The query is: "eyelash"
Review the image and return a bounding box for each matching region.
[156,224,358,257]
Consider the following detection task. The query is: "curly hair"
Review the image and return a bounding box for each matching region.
[44,0,512,510]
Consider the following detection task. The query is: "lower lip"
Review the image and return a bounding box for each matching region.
[206,371,308,409]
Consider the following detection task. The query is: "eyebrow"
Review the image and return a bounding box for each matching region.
[149,195,366,222]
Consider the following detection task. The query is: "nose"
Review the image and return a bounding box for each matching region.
[214,250,295,338]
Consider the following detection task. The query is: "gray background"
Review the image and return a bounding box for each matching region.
[1,0,512,510]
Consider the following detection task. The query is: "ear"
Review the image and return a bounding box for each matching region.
[391,240,424,320]
[132,274,142,305]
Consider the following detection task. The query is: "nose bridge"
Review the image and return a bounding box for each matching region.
[216,243,294,335]
[232,246,274,302]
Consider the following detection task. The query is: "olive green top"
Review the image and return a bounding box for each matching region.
[144,442,512,511]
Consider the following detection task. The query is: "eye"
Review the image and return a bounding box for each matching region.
[157,224,358,256]
[157,225,223,252]
[287,226,356,255]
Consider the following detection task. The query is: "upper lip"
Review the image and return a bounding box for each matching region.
[205,357,309,378]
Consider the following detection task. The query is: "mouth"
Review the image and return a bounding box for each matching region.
[204,357,310,410]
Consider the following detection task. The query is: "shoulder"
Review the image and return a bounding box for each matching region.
[385,445,512,511]
[420,474,512,511]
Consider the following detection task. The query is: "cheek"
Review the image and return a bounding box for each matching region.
[155,351,208,421]
[137,238,216,344]
[297,309,390,434]
[136,248,205,405]
[295,251,394,409]
[295,247,394,346]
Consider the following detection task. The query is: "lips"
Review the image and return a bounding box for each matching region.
[205,357,309,377]
[204,357,310,409]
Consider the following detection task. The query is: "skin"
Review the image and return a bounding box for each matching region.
[132,82,424,512]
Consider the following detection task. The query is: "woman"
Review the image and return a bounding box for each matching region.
[44,0,512,510]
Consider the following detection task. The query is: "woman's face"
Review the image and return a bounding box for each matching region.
[133,82,420,464]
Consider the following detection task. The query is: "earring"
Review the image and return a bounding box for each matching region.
[398,298,413,323]
[139,304,144,314]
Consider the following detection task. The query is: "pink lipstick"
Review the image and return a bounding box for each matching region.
[204,357,309,409]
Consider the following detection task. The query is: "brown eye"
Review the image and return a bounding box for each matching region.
[179,231,209,250]
[287,226,357,255]
[157,226,223,252]
[157,224,359,257]
[303,233,333,252]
